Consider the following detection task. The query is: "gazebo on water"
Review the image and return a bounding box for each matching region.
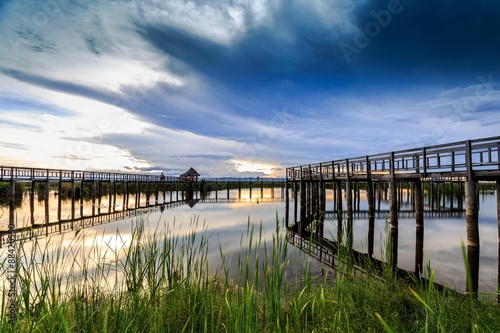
[180,167,200,182]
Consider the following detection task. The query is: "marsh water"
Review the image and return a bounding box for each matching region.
[1,187,499,294]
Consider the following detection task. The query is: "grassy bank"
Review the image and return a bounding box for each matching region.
[1,216,499,332]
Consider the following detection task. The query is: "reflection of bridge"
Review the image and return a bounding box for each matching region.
[286,136,500,298]
[198,197,285,204]
[0,200,187,245]
[286,230,461,296]
[323,209,465,219]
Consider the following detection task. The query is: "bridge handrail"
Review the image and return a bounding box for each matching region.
[0,166,180,182]
[286,136,500,180]
[200,177,286,183]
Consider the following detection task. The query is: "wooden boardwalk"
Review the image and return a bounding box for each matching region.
[0,168,285,244]
[285,136,500,298]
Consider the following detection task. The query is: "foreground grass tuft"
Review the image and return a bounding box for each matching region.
[1,215,499,332]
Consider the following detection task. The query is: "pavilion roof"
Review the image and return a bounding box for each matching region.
[180,167,200,177]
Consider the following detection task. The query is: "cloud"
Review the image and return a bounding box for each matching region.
[0,0,499,177]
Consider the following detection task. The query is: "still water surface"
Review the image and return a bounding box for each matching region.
[1,188,498,294]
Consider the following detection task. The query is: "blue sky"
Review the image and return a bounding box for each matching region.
[0,0,499,177]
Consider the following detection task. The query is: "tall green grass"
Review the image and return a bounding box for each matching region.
[1,214,499,332]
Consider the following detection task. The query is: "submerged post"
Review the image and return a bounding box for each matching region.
[346,159,353,252]
[366,156,375,258]
[389,152,399,271]
[336,181,343,243]
[465,180,480,297]
[285,178,289,228]
[414,179,424,276]
[465,140,479,297]
[497,179,500,303]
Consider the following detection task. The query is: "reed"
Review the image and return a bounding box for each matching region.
[1,214,499,332]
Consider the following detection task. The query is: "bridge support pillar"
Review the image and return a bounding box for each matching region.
[496,179,500,303]
[346,179,353,252]
[367,179,375,258]
[414,179,424,277]
[285,181,289,228]
[389,179,398,271]
[465,180,479,298]
[336,181,343,243]
[299,180,306,234]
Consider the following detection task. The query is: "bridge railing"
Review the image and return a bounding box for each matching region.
[200,177,286,183]
[287,136,500,180]
[0,166,180,182]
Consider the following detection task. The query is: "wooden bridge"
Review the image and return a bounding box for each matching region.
[0,168,285,244]
[285,136,500,298]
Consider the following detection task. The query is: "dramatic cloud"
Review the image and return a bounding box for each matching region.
[0,0,499,177]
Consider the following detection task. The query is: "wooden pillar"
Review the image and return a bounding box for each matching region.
[300,179,306,234]
[366,157,375,258]
[249,180,252,198]
[260,181,263,198]
[465,141,479,298]
[97,181,102,215]
[238,180,241,199]
[169,181,173,203]
[124,181,129,210]
[227,182,230,199]
[318,181,326,238]
[458,181,464,211]
[71,177,75,230]
[146,178,150,207]
[162,180,166,204]
[389,152,398,271]
[346,179,353,251]
[110,181,114,213]
[90,181,96,218]
[356,182,361,212]
[377,183,382,212]
[57,173,62,227]
[45,179,50,236]
[336,181,343,243]
[9,180,15,233]
[465,180,480,297]
[496,179,500,303]
[414,179,424,276]
[135,181,140,209]
[450,181,454,211]
[285,180,289,228]
[293,182,298,226]
[30,178,35,226]
[80,181,85,217]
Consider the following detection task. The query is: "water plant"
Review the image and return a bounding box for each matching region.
[0,213,499,332]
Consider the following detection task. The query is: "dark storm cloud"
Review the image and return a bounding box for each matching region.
[343,0,500,83]
[134,9,349,96]
[136,0,500,96]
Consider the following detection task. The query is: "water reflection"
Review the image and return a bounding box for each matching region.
[1,188,498,295]
[0,190,322,297]
[288,188,498,293]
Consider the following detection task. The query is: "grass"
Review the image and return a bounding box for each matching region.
[1,214,500,332]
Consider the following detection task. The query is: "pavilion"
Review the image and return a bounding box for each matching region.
[180,167,200,182]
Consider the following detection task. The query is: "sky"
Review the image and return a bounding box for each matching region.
[0,0,499,178]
